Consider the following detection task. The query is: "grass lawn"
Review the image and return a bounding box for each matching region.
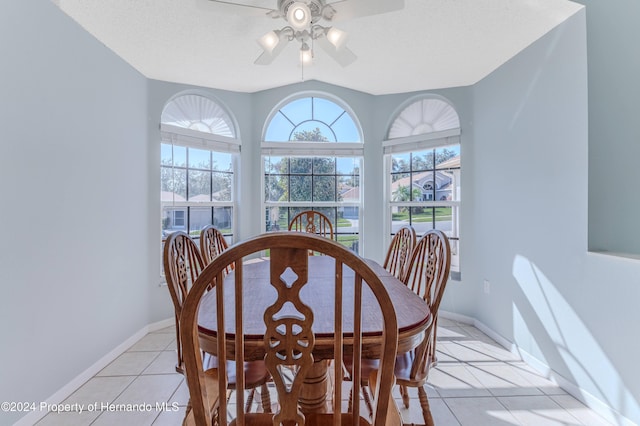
[392,208,452,222]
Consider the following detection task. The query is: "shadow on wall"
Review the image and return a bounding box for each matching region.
[512,255,639,426]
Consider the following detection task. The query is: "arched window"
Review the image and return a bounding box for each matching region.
[384,96,461,277]
[160,93,239,245]
[262,94,363,252]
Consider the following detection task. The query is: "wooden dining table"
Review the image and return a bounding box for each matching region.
[196,255,431,413]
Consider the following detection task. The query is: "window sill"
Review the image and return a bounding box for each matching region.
[588,250,640,262]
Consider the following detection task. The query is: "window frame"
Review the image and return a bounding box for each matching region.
[260,93,364,253]
[160,93,240,277]
[383,96,461,279]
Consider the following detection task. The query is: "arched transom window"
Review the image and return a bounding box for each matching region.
[384,96,461,277]
[262,95,363,253]
[161,93,235,137]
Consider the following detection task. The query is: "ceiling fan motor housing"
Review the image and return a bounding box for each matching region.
[279,0,325,25]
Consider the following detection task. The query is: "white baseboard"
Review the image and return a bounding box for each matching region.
[439,310,636,426]
[13,318,174,426]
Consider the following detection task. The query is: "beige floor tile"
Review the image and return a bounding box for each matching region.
[65,376,136,406]
[445,396,520,425]
[429,364,493,397]
[127,332,176,352]
[550,395,615,426]
[438,318,465,327]
[97,351,161,376]
[498,395,582,425]
[437,326,469,339]
[112,374,183,406]
[437,341,499,363]
[152,405,187,425]
[169,378,190,406]
[391,382,440,399]
[151,325,176,334]
[91,409,160,426]
[506,362,567,395]
[465,362,544,397]
[143,350,181,375]
[35,410,102,426]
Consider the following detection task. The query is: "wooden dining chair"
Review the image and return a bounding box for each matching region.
[383,225,417,280]
[396,229,451,426]
[180,232,401,425]
[199,225,234,274]
[163,231,271,416]
[288,210,334,239]
[163,231,206,375]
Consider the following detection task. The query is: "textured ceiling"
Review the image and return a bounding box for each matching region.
[53,0,583,95]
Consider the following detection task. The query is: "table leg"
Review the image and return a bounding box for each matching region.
[299,359,329,413]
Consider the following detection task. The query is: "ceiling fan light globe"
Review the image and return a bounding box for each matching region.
[300,43,313,64]
[287,2,311,30]
[326,27,348,50]
[258,30,280,53]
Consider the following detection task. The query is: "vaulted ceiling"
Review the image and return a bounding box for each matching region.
[53,0,582,95]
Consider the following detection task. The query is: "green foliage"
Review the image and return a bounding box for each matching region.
[392,148,458,174]
[392,185,423,202]
[264,127,342,203]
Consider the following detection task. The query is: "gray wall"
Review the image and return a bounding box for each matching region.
[468,10,640,424]
[0,1,150,424]
[579,0,640,254]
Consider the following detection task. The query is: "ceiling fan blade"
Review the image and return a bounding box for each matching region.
[324,0,404,21]
[254,35,291,65]
[207,0,276,17]
[315,36,357,67]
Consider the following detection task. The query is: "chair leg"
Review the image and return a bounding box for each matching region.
[361,385,373,418]
[348,387,353,412]
[245,388,256,413]
[260,383,272,413]
[418,386,435,426]
[400,384,410,408]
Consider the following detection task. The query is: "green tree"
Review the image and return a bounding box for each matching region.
[275,128,339,202]
[292,128,328,142]
[392,185,422,202]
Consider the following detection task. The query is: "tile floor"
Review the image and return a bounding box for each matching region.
[35,319,613,425]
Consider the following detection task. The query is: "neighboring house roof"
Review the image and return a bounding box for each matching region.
[437,156,461,169]
[341,186,360,201]
[391,156,459,193]
[188,194,210,202]
[161,191,186,202]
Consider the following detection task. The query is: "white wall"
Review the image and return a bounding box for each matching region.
[468,10,640,425]
[0,1,150,424]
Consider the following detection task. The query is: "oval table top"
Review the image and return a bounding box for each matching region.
[197,256,431,361]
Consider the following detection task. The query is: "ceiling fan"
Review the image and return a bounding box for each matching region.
[208,0,405,67]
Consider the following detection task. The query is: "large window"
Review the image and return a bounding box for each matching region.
[384,97,461,277]
[262,95,363,252]
[161,93,239,245]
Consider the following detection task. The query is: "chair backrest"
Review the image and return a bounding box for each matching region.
[401,229,451,376]
[383,225,417,280]
[199,225,233,273]
[180,232,399,425]
[162,231,207,373]
[288,210,334,240]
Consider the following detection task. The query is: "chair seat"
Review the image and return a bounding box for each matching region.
[345,349,432,386]
[394,349,430,385]
[235,412,371,425]
[203,353,270,386]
